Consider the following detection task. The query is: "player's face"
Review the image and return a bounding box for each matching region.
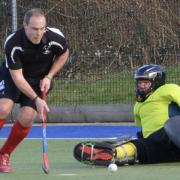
[24,16,46,44]
[137,79,152,92]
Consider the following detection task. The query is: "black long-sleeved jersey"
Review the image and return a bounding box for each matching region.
[4,27,68,79]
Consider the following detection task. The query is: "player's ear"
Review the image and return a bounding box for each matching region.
[23,21,28,29]
[23,22,26,28]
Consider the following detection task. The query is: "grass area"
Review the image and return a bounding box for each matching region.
[1,139,180,180]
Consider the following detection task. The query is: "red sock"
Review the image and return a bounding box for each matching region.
[0,119,5,130]
[0,121,31,155]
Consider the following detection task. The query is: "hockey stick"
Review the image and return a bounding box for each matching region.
[41,90,50,174]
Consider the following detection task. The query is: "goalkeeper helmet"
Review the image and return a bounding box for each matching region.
[134,64,166,102]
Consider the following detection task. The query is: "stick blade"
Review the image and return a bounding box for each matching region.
[42,153,50,174]
[42,164,50,174]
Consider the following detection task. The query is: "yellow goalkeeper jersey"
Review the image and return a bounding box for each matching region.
[134,84,180,138]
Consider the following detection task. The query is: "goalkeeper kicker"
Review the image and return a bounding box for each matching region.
[73,136,137,166]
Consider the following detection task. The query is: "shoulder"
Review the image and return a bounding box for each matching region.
[44,27,68,52]
[45,27,65,39]
[154,84,180,98]
[159,84,180,91]
[4,28,24,48]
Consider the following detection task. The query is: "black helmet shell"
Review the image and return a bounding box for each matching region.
[135,64,166,102]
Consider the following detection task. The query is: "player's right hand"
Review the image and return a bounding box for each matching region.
[35,97,50,118]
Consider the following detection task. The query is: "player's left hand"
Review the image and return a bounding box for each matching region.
[40,76,52,93]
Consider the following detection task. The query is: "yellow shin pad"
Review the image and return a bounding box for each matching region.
[115,142,136,159]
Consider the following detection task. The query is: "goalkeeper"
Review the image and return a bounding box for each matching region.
[74,64,180,166]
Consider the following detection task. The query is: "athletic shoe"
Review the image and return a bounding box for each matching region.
[0,154,12,173]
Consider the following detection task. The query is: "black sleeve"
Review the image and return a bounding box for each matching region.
[5,36,23,70]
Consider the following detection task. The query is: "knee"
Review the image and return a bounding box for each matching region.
[17,108,37,127]
[0,105,12,118]
[21,114,35,127]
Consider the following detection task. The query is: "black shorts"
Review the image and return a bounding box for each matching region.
[0,65,41,110]
[132,128,180,164]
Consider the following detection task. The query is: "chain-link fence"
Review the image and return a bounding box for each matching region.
[0,0,179,105]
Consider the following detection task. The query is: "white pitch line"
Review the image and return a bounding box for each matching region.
[58,173,77,176]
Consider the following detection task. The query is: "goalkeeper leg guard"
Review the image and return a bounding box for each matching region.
[115,142,137,165]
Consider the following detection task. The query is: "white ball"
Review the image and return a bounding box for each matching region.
[108,163,118,172]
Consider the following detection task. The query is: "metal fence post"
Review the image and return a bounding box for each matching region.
[11,0,17,32]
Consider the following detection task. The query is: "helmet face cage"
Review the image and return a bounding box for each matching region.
[134,64,166,102]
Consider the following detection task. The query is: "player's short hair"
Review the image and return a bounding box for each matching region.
[23,8,46,25]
